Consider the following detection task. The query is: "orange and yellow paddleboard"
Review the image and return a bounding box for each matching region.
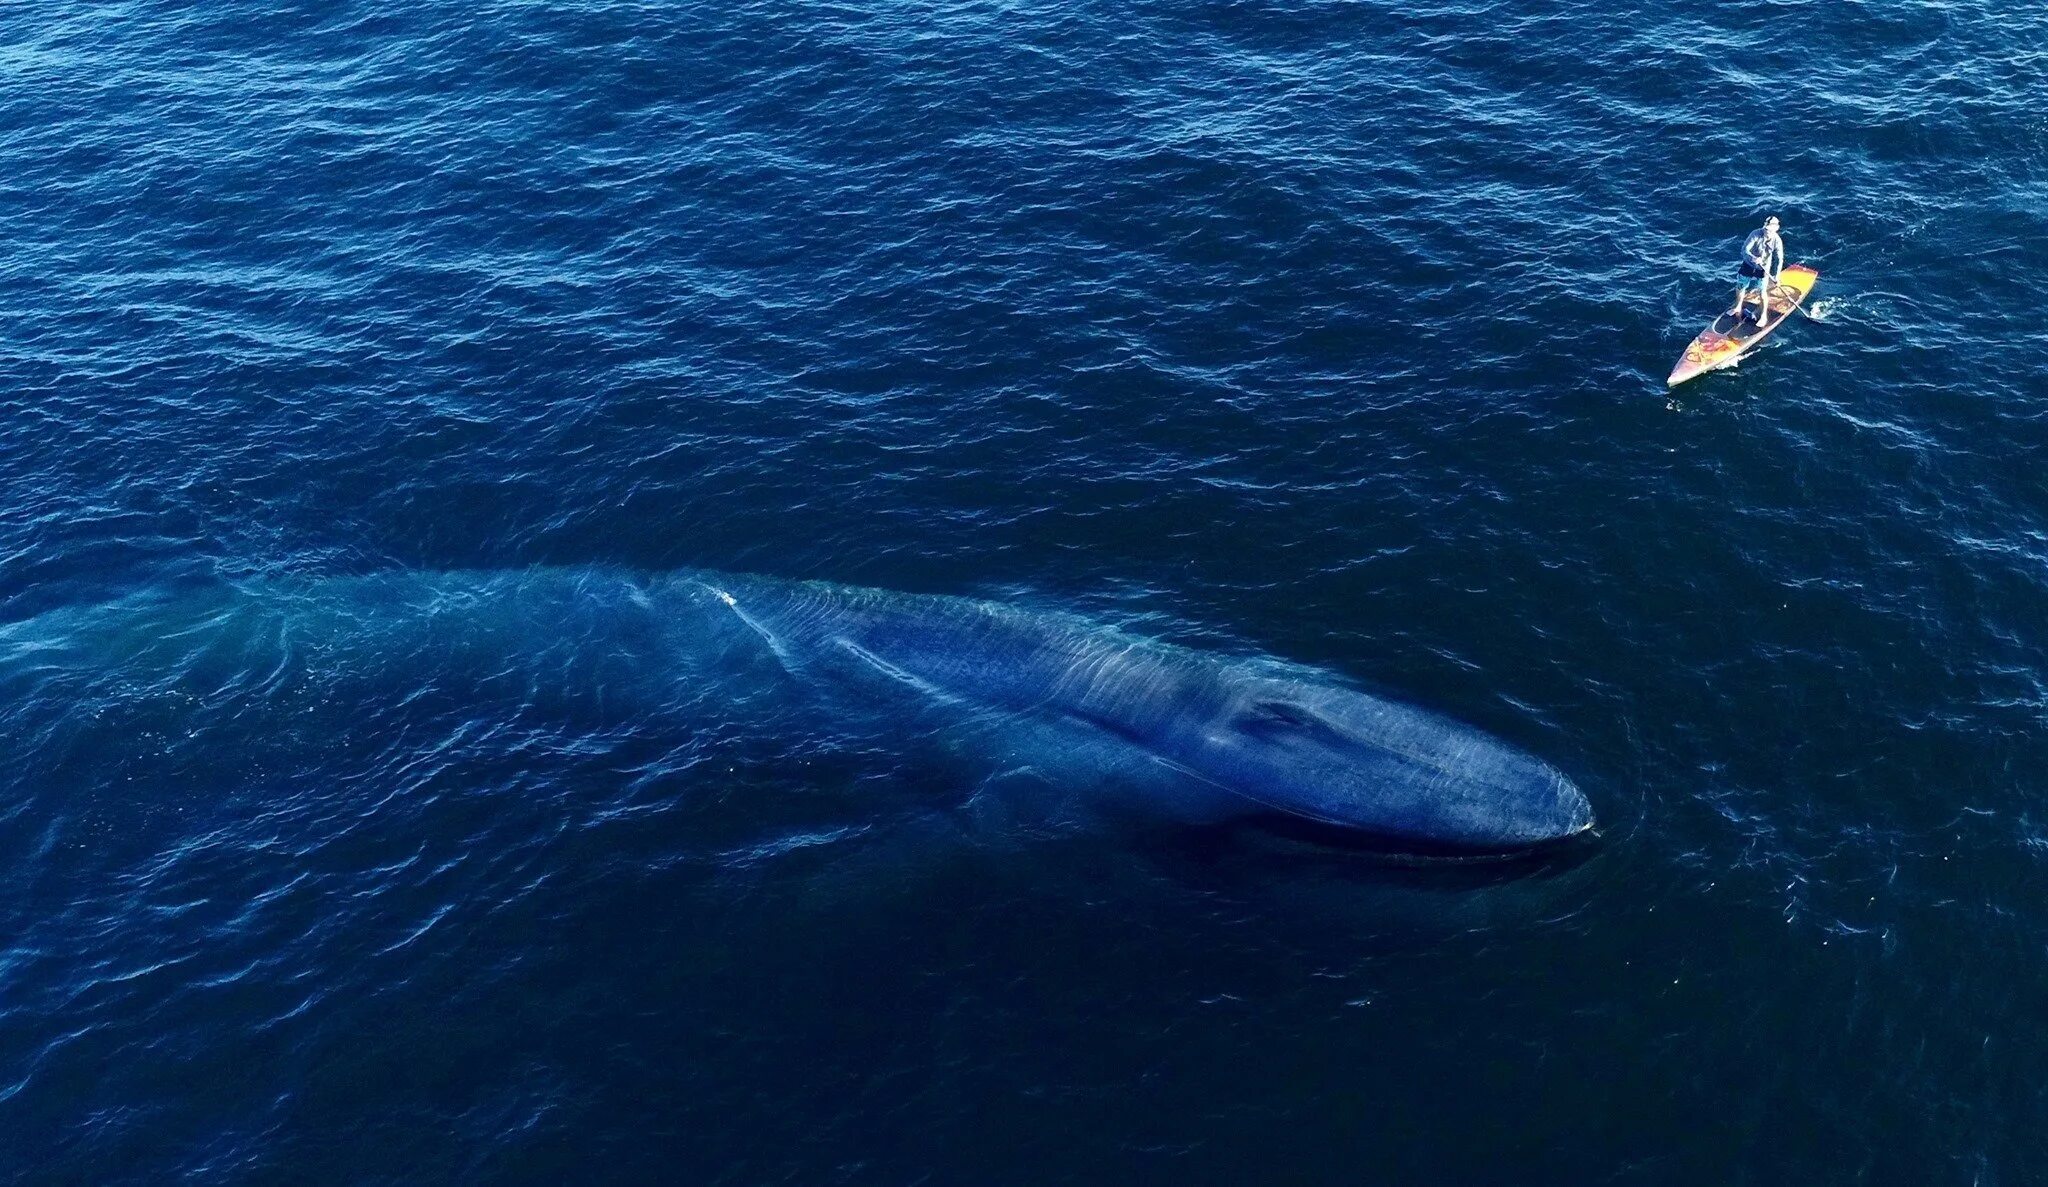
[1667,264,1819,387]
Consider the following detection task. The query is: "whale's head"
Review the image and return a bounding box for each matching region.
[1179,680,1595,854]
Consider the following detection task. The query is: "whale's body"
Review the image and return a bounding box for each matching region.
[0,568,1591,852]
[699,572,1591,851]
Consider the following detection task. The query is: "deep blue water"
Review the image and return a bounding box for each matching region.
[4,0,2048,1181]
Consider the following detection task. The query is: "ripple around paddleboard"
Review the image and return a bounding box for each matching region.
[4,0,2048,1181]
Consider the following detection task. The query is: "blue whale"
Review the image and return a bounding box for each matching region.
[0,568,1592,852]
[697,571,1593,851]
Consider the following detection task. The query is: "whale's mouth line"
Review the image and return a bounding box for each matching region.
[1243,811,1602,864]
[1053,705,1592,853]
[1045,707,1364,830]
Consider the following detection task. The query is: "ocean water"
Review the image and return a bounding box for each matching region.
[3,0,2046,1181]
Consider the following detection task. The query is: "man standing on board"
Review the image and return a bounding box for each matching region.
[1730,215,1785,328]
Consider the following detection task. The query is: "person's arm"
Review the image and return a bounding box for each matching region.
[1747,232,1771,272]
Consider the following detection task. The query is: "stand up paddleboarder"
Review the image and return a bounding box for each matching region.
[1730,215,1785,328]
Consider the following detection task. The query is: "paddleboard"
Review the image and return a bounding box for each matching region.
[1667,263,1819,387]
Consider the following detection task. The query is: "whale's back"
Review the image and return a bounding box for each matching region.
[710,573,1592,851]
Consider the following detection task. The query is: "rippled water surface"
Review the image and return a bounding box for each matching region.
[5,0,2048,1181]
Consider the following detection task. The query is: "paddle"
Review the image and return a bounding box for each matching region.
[1761,276,1826,325]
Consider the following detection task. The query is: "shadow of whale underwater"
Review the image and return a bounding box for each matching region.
[0,568,1593,853]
